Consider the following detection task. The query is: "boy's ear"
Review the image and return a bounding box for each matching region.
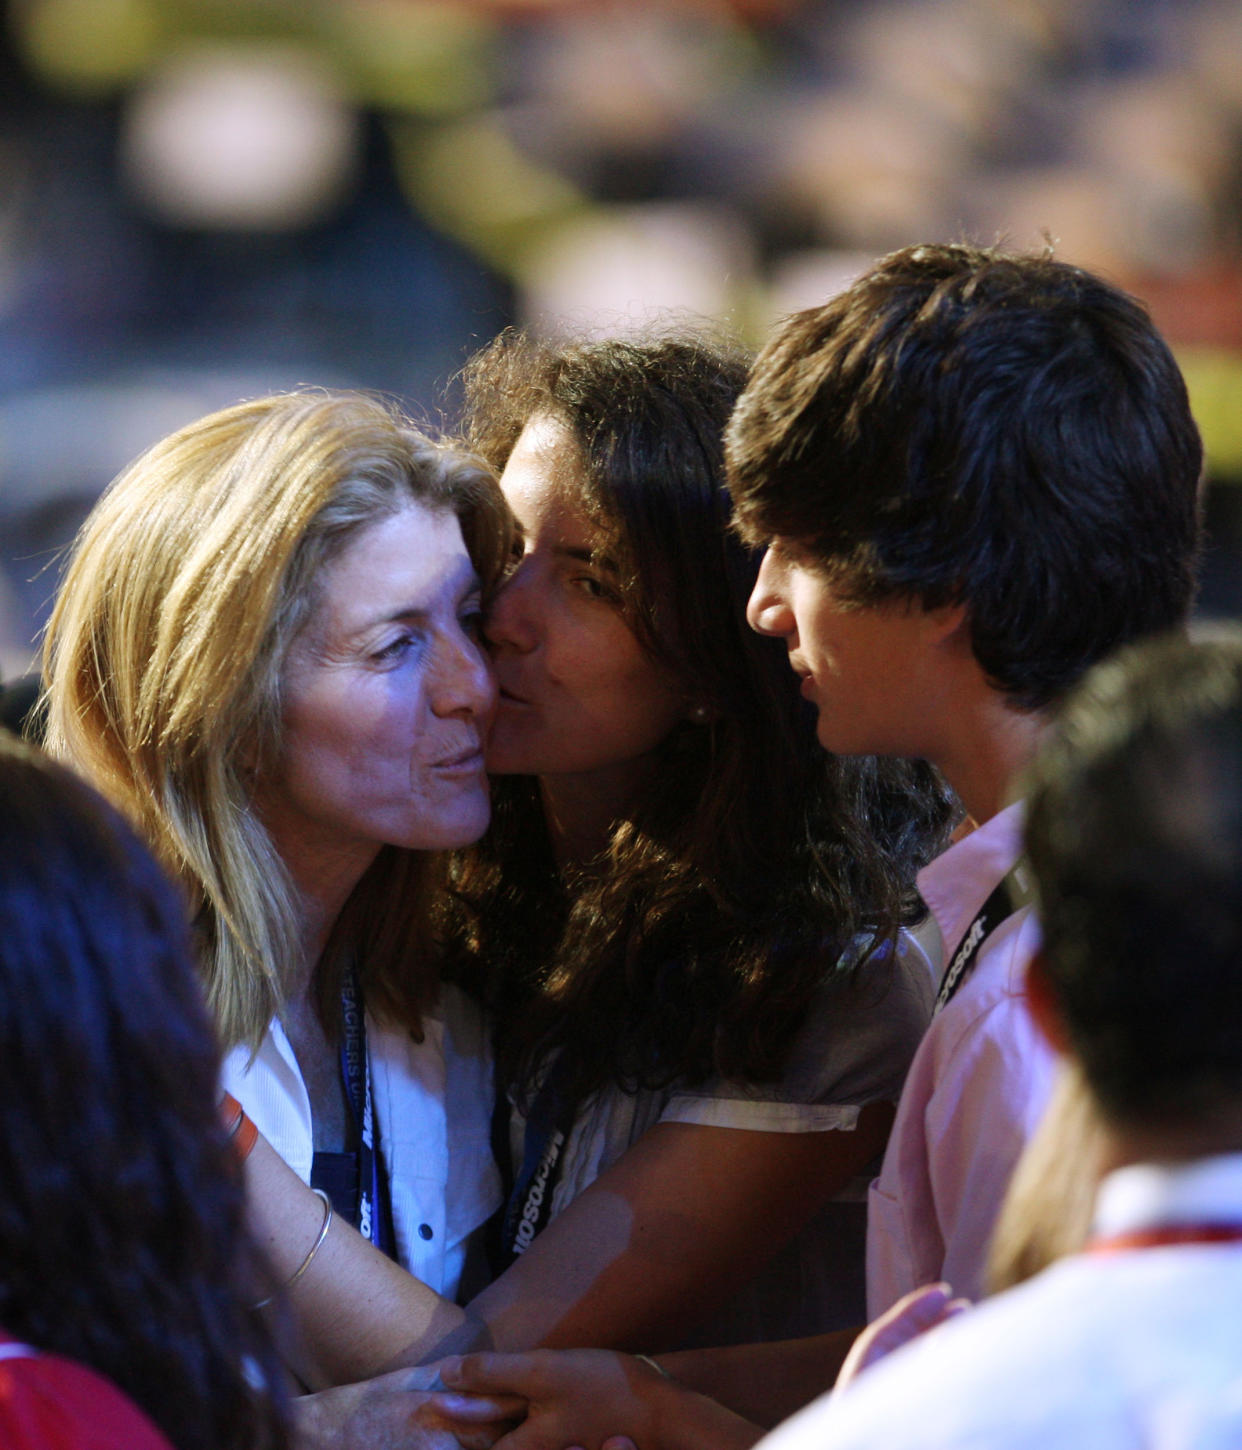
[923,597,969,648]
[1025,949,1070,1055]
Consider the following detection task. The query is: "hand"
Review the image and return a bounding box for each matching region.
[293,1367,521,1450]
[834,1284,971,1391]
[429,1349,668,1450]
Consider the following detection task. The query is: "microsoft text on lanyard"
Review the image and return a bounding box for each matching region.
[934,859,1034,1014]
[495,1053,576,1270]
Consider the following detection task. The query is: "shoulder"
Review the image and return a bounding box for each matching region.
[801,1247,1242,1450]
[219,1018,313,1181]
[782,927,937,1099]
[668,928,937,1123]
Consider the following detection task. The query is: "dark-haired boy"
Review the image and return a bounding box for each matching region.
[729,241,1203,1312]
[760,630,1242,1447]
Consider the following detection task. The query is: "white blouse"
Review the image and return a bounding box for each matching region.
[221,981,501,1301]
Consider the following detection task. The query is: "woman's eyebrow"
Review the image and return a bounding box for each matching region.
[555,543,620,574]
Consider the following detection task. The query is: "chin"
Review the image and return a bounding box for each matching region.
[397,795,493,853]
[483,718,555,777]
[442,799,494,850]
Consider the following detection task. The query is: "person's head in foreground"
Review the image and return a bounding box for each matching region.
[730,242,1203,785]
[1025,628,1242,1146]
[42,390,511,1049]
[0,729,289,1450]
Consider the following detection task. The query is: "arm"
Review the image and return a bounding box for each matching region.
[422,1292,968,1450]
[243,1131,491,1388]
[650,1286,969,1425]
[653,1329,859,1428]
[833,1284,968,1390]
[465,1103,894,1355]
[923,979,1059,1303]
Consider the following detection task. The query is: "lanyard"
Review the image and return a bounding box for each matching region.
[934,860,1033,1014]
[1088,1222,1242,1254]
[493,1054,576,1271]
[339,964,396,1259]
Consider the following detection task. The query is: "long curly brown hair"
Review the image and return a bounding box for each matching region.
[442,328,956,1109]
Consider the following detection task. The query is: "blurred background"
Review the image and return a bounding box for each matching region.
[3,0,1242,679]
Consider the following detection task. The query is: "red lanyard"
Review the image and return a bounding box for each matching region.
[1088,1223,1242,1255]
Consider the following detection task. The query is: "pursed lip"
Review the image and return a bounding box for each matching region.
[432,743,486,771]
[788,657,816,698]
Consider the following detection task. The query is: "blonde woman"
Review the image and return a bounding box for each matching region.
[42,390,510,1320]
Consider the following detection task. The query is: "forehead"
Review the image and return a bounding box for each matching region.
[311,504,470,624]
[501,414,610,542]
[769,534,836,579]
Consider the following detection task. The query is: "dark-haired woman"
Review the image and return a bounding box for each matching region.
[449,330,954,1352]
[0,730,289,1450]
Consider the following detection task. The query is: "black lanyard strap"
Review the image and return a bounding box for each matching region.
[338,964,397,1259]
[494,1055,577,1271]
[934,860,1034,1014]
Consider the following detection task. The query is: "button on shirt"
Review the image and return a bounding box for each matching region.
[221,982,500,1300]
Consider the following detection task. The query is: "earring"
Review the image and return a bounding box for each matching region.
[689,703,711,725]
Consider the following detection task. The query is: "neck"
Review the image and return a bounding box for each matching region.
[260,820,378,999]
[538,758,656,869]
[936,692,1050,825]
[1103,1103,1242,1173]
[289,883,351,995]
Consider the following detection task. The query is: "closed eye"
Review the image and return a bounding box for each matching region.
[571,573,619,604]
[459,603,485,641]
[502,531,527,577]
[370,632,421,665]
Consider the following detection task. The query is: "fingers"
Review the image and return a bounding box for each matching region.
[438,1352,539,1396]
[837,1282,964,1389]
[873,1282,956,1344]
[426,1392,529,1423]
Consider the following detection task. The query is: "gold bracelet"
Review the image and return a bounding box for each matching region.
[252,1188,333,1309]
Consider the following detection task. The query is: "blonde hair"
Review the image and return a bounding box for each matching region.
[985,1060,1107,1293]
[43,389,510,1049]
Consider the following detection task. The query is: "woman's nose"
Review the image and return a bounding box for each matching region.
[482,561,539,654]
[432,628,497,721]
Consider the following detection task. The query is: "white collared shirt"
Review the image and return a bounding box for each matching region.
[221,981,500,1300]
[764,1151,1242,1450]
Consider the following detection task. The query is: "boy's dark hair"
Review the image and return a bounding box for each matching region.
[726,243,1204,710]
[1024,631,1242,1127]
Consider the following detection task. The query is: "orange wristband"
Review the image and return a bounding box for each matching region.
[219,1092,259,1161]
